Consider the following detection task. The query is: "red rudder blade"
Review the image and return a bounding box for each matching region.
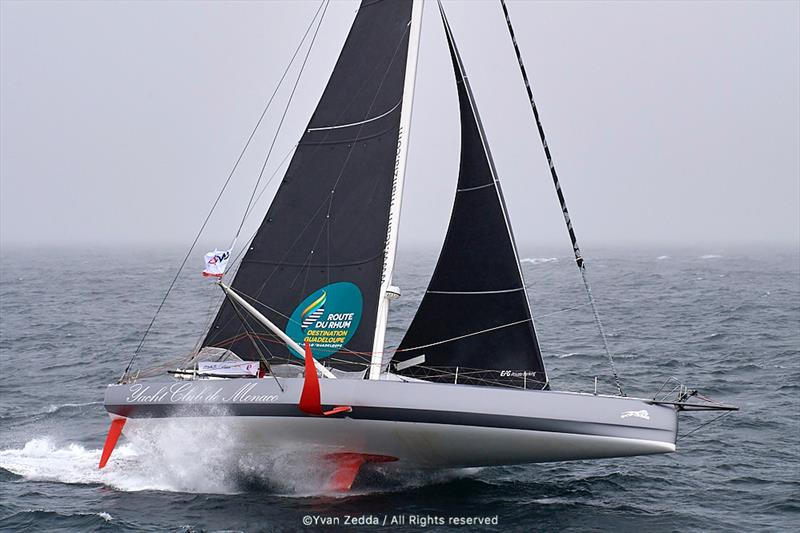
[99,418,126,469]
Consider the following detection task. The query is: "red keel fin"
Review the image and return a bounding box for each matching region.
[299,341,324,415]
[324,453,397,492]
[99,418,126,469]
[327,454,366,492]
[298,341,351,416]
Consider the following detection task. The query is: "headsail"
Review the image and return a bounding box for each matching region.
[391,3,548,389]
[203,0,416,373]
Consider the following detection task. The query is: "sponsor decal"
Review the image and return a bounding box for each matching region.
[202,248,232,278]
[499,370,538,378]
[286,282,363,359]
[620,409,650,420]
[197,361,259,377]
[125,382,280,404]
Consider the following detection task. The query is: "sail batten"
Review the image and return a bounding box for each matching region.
[426,288,525,295]
[391,2,548,389]
[307,99,402,132]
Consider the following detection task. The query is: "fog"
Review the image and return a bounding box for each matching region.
[1,0,798,255]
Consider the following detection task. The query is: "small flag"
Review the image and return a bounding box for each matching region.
[202,249,231,278]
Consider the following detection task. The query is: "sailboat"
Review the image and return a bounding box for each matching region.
[101,0,735,491]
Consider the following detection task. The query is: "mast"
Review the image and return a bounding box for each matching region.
[369,0,424,380]
[499,0,623,396]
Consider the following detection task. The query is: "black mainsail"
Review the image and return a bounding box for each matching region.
[392,4,548,389]
[203,0,416,372]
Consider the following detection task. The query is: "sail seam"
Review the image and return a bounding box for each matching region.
[456,182,493,192]
[307,99,401,131]
[426,288,524,295]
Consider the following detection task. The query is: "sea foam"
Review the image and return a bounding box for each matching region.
[0,433,478,497]
[521,257,558,264]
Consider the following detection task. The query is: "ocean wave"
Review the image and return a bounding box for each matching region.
[10,509,112,521]
[44,401,102,414]
[554,352,580,359]
[521,257,558,264]
[700,254,723,259]
[0,401,101,421]
[0,439,135,489]
[656,255,670,260]
[2,248,797,529]
[0,509,114,532]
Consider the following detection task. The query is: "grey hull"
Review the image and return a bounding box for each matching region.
[104,378,677,468]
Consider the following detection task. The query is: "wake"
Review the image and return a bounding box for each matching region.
[0,436,479,497]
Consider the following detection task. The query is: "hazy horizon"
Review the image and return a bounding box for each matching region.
[2,0,798,254]
[1,239,797,255]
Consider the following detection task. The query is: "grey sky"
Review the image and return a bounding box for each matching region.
[1,0,798,253]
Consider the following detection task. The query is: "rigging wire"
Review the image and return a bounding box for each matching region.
[499,0,625,397]
[393,319,533,353]
[198,2,333,353]
[227,286,596,358]
[121,1,328,381]
[224,291,285,392]
[242,143,299,225]
[191,142,299,356]
[233,0,331,241]
[677,410,733,441]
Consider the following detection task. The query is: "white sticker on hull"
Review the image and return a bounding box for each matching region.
[620,410,650,420]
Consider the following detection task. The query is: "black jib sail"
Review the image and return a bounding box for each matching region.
[392,4,548,389]
[203,0,414,372]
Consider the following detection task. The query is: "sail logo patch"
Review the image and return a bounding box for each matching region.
[286,282,363,359]
[301,291,327,330]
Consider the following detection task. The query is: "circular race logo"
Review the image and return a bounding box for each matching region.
[285,282,363,359]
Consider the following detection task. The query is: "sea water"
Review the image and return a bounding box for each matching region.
[0,245,798,532]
